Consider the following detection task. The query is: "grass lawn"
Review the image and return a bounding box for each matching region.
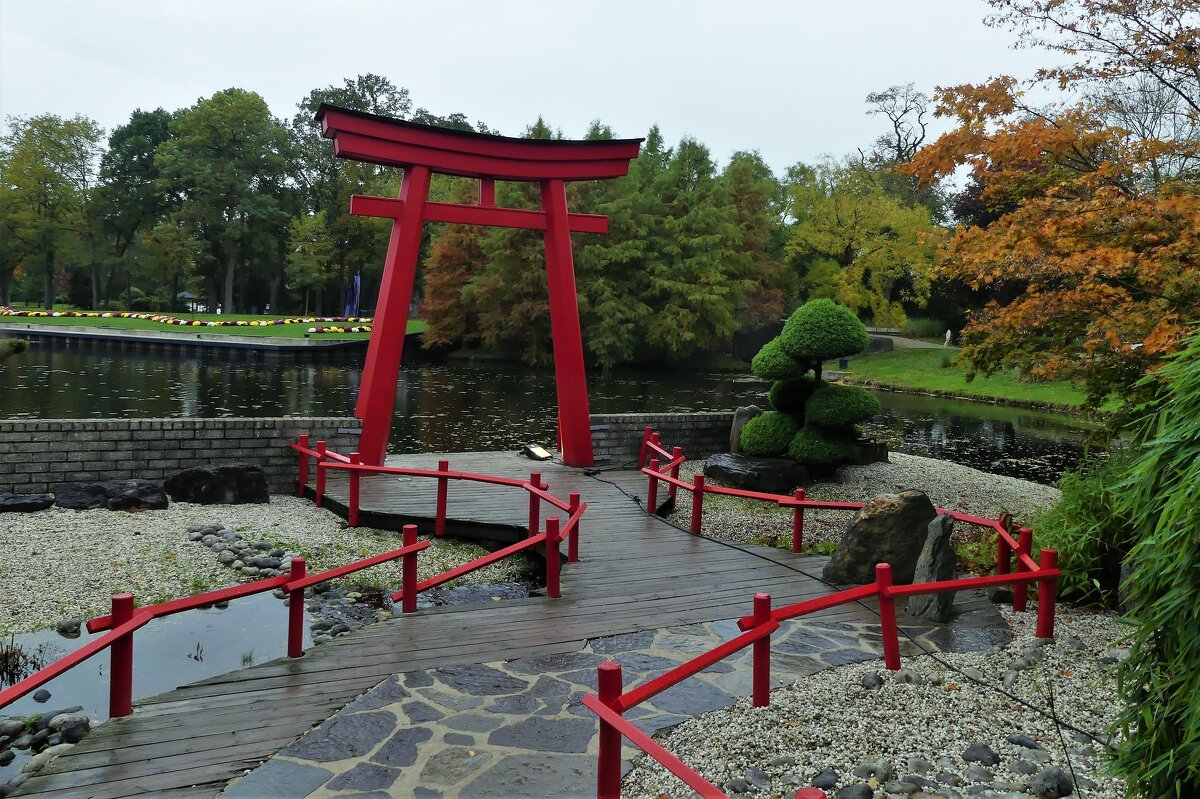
[841,347,1100,409]
[1,306,426,340]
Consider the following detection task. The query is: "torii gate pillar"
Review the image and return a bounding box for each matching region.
[317,105,642,467]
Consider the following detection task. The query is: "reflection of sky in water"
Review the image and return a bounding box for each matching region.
[0,343,1095,484]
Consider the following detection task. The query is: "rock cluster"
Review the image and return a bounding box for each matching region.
[0,707,94,796]
[53,479,168,511]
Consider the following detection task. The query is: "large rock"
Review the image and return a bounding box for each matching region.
[704,452,809,494]
[822,490,936,585]
[0,493,55,513]
[907,513,957,622]
[728,405,763,455]
[165,464,269,504]
[54,480,167,511]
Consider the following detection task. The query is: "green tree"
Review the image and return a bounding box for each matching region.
[422,181,489,348]
[720,151,789,325]
[155,88,290,313]
[140,219,203,310]
[285,212,335,315]
[786,160,940,328]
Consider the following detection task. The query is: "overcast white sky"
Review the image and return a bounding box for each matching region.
[0,0,1049,174]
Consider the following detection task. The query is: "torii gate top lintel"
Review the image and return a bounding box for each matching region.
[317,104,641,467]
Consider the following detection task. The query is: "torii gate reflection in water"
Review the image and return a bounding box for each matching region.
[317,105,642,467]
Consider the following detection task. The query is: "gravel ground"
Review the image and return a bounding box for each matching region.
[0,496,534,635]
[671,453,1061,554]
[623,605,1127,799]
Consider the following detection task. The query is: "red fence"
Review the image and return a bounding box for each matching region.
[0,443,587,719]
[583,429,1061,799]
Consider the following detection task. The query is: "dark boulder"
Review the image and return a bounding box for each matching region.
[704,452,809,494]
[0,492,55,513]
[822,490,937,585]
[165,464,269,505]
[907,513,958,622]
[728,406,763,455]
[54,480,167,511]
[53,482,110,511]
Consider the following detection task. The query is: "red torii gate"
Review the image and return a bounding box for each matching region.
[317,105,642,467]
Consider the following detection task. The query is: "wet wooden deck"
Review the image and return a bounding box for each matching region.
[14,453,883,798]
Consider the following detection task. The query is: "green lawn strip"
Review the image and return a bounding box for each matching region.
[2,311,426,339]
[842,348,1092,408]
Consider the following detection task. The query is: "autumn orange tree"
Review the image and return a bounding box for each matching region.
[902,1,1200,409]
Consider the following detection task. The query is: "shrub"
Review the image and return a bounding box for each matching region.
[902,315,946,339]
[804,384,882,429]
[740,411,799,457]
[787,425,858,465]
[768,375,823,415]
[778,299,869,364]
[750,338,805,381]
[1110,330,1200,798]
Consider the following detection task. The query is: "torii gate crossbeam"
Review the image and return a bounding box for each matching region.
[317,105,642,467]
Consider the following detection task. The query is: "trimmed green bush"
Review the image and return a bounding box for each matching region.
[750,338,805,381]
[740,411,799,457]
[778,298,870,363]
[804,384,882,429]
[787,425,858,465]
[768,375,823,415]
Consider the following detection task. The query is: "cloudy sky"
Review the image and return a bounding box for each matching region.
[0,0,1049,173]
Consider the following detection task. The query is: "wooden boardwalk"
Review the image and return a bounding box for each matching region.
[14,453,883,798]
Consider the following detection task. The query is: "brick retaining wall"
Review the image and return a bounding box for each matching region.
[0,417,360,496]
[590,412,734,465]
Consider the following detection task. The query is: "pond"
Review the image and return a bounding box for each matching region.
[0,341,1095,484]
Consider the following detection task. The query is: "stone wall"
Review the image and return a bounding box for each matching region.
[0,417,360,495]
[590,412,734,465]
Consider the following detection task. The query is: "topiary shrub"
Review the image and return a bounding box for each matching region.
[787,426,858,465]
[768,375,823,415]
[751,338,805,381]
[804,384,882,429]
[778,298,870,363]
[740,411,800,457]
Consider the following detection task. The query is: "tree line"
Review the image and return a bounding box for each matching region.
[0,75,946,369]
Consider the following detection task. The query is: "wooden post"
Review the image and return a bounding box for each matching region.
[528,472,541,538]
[315,440,327,507]
[647,457,659,514]
[435,460,449,537]
[668,446,682,501]
[690,474,705,534]
[296,434,309,498]
[791,488,806,553]
[1036,548,1059,639]
[637,426,653,469]
[597,662,624,799]
[287,558,306,658]
[1013,526,1033,612]
[546,517,561,599]
[752,592,772,707]
[568,492,581,563]
[996,512,1012,575]
[876,564,901,671]
[348,451,362,528]
[402,524,419,614]
[109,593,135,718]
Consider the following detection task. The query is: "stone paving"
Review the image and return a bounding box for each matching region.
[219,593,1008,799]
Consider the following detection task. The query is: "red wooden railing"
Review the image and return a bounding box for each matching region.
[584,430,1062,799]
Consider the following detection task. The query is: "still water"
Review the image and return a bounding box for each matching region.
[0,342,1095,484]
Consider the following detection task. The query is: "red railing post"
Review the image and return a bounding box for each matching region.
[752,592,772,707]
[668,446,682,501]
[791,488,806,553]
[796,790,829,799]
[435,459,449,537]
[690,474,705,535]
[597,661,624,799]
[1036,548,1059,639]
[528,472,541,538]
[876,564,902,671]
[109,593,135,718]
[288,557,306,658]
[996,511,1011,575]
[647,457,659,513]
[568,492,581,563]
[1013,526,1033,612]
[296,434,309,498]
[315,440,327,507]
[546,517,561,599]
[402,524,419,613]
[636,426,653,469]
[348,451,362,527]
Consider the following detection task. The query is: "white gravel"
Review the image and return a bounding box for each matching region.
[623,605,1126,799]
[0,495,534,635]
[673,453,1061,552]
